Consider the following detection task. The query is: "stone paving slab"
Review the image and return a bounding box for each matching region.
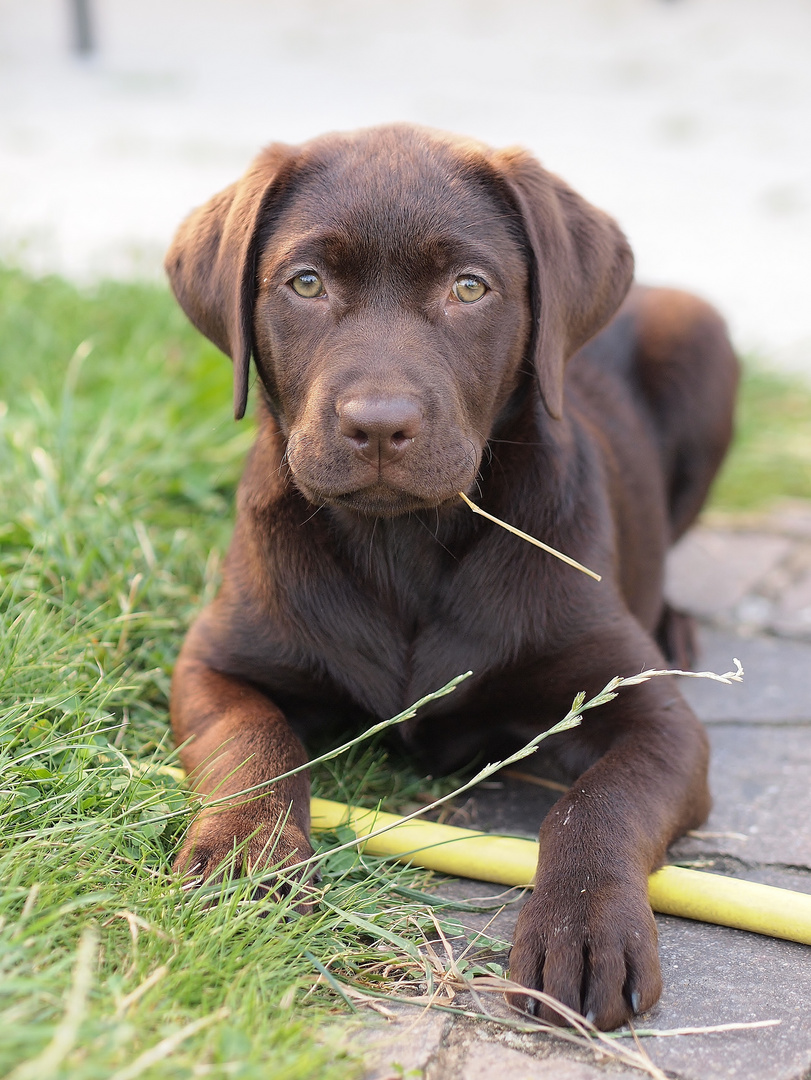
[359,1007,448,1080]
[434,1045,628,1080]
[773,568,811,639]
[679,626,811,724]
[666,514,811,641]
[684,725,811,867]
[665,529,794,620]
[648,916,811,1080]
[357,1004,643,1080]
[427,1028,641,1080]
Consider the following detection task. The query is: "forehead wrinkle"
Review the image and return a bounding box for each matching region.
[275,207,517,285]
[316,230,515,296]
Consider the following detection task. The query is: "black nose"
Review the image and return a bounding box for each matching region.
[337,396,422,465]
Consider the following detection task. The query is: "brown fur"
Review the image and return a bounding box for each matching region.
[165,124,739,1029]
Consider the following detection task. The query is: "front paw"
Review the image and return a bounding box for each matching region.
[173,807,316,911]
[508,877,662,1030]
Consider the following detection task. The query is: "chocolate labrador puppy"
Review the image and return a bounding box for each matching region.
[165,124,738,1029]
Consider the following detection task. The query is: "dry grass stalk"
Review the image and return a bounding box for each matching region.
[458,491,602,580]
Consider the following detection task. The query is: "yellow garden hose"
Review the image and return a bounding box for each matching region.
[310,797,811,946]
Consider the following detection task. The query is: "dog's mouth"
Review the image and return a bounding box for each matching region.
[316,482,456,519]
[288,463,469,517]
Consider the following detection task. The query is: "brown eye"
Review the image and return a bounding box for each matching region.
[290,271,325,298]
[452,275,487,303]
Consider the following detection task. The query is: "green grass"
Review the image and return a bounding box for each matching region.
[710,365,811,509]
[1,263,809,1078]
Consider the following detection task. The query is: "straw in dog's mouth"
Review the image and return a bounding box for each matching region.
[458,491,602,581]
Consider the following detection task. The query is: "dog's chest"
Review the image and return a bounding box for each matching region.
[292,518,554,723]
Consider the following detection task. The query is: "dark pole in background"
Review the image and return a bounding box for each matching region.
[71,0,94,55]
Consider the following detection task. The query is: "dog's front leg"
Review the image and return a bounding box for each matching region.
[508,641,711,1029]
[170,638,313,903]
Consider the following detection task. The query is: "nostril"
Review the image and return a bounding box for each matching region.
[345,426,369,448]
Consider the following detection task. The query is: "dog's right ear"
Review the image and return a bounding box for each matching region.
[164,143,298,420]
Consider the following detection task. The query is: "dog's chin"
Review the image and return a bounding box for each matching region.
[297,479,459,519]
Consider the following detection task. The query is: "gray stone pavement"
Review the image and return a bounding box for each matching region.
[352,503,811,1080]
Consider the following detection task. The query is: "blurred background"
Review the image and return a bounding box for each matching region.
[1,0,810,374]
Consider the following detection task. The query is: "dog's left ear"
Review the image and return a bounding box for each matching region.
[490,148,634,419]
[165,143,298,420]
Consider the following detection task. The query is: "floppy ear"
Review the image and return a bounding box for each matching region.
[164,143,298,420]
[490,148,634,419]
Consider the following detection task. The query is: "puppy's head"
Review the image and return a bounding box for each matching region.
[166,124,633,517]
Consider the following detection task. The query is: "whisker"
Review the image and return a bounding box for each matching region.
[413,510,456,560]
[487,437,546,447]
[367,515,379,576]
[299,502,326,527]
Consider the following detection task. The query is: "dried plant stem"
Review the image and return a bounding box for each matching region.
[458,491,602,581]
